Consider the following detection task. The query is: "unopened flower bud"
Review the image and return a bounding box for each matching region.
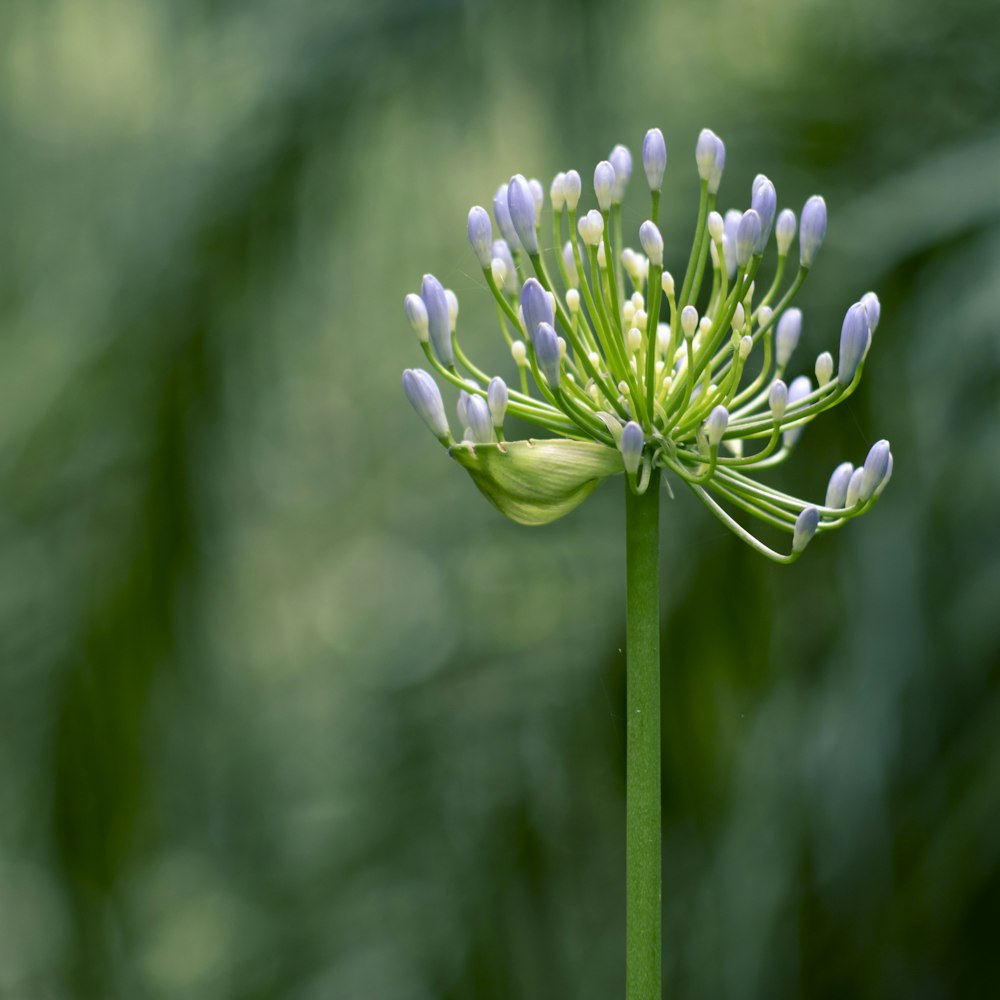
[861,291,881,333]
[723,209,741,276]
[708,211,724,244]
[467,206,493,268]
[520,278,554,343]
[845,467,865,507]
[799,195,827,268]
[578,209,604,247]
[594,160,616,212]
[793,506,819,553]
[627,327,643,354]
[732,302,746,332]
[769,379,788,420]
[661,271,675,297]
[529,178,544,224]
[562,241,579,288]
[639,220,663,266]
[775,308,802,367]
[563,170,582,211]
[488,376,508,428]
[511,339,527,367]
[493,184,518,247]
[620,421,644,474]
[609,144,632,203]
[534,322,561,387]
[750,175,776,253]
[421,273,454,366]
[465,395,494,444]
[695,128,726,194]
[457,389,471,428]
[566,288,580,313]
[825,462,854,508]
[404,292,429,343]
[739,335,753,360]
[757,305,773,330]
[736,210,762,267]
[507,174,539,254]
[705,405,729,447]
[815,351,834,386]
[642,128,667,192]
[597,241,606,269]
[492,240,519,295]
[491,257,508,289]
[783,375,812,446]
[775,208,796,257]
[550,172,567,212]
[681,305,699,339]
[402,368,450,441]
[837,301,870,384]
[859,439,891,502]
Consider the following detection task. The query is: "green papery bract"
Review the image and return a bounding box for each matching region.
[448,438,623,526]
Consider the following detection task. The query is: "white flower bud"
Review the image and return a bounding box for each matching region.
[491,257,508,289]
[445,289,459,332]
[705,405,729,447]
[577,209,604,247]
[661,271,675,297]
[681,305,699,339]
[404,293,429,343]
[739,335,753,360]
[511,339,527,367]
[566,288,581,313]
[815,351,834,386]
[639,220,664,267]
[563,170,582,211]
[775,208,796,257]
[550,172,567,212]
[594,160,616,212]
[627,327,643,354]
[768,379,788,420]
[707,210,724,243]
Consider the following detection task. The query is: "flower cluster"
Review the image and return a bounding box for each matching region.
[402,128,891,562]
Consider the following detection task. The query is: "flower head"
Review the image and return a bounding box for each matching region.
[401,128,891,560]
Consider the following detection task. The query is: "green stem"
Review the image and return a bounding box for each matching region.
[624,471,662,1000]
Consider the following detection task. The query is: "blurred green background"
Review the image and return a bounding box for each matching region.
[2,0,999,997]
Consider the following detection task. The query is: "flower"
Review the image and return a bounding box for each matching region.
[401,128,891,562]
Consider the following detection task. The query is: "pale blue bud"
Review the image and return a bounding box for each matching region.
[563,170,582,211]
[467,206,493,268]
[750,176,777,253]
[845,467,865,507]
[534,322,561,387]
[507,174,539,254]
[529,178,544,223]
[620,420,644,475]
[493,184,518,247]
[837,301,870,385]
[404,292,429,343]
[736,210,762,267]
[550,172,566,211]
[775,208,796,257]
[487,376,508,428]
[520,278,554,344]
[402,368,450,441]
[492,240,519,295]
[799,195,827,268]
[609,144,632,203]
[465,395,494,444]
[695,128,726,194]
[783,375,812,447]
[859,439,891,502]
[562,241,579,288]
[793,506,819,553]
[457,389,471,427]
[723,209,741,278]
[705,405,729,447]
[639,220,664,267]
[825,462,854,508]
[768,379,788,421]
[875,452,893,497]
[861,291,881,333]
[642,128,667,192]
[421,273,454,366]
[594,160,616,212]
[775,308,803,367]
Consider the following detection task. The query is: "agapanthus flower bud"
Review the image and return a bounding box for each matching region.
[493,184,519,247]
[793,506,819,553]
[799,195,827,269]
[642,128,667,192]
[507,174,539,254]
[707,210,724,243]
[566,288,580,312]
[861,291,881,333]
[661,271,675,297]
[757,305,773,329]
[492,240,519,295]
[609,144,632,203]
[768,379,788,421]
[825,462,854,508]
[775,208,796,257]
[521,278,554,343]
[620,420,644,475]
[529,178,544,224]
[466,395,494,444]
[627,327,643,354]
[705,405,729,447]
[404,292,429,343]
[859,439,891,502]
[639,220,664,266]
[731,303,746,333]
[723,209,741,278]
[875,453,893,497]
[534,322,561,387]
[750,175,776,253]
[487,376,508,428]
[695,128,726,194]
[550,172,566,212]
[736,210,762,267]
[578,209,604,247]
[597,241,606,268]
[681,305,699,339]
[846,467,865,507]
[456,389,471,427]
[511,339,527,367]
[563,169,582,211]
[594,160,616,212]
[739,335,753,360]
[837,301,870,385]
[775,307,802,367]
[491,257,508,289]
[815,351,834,386]
[562,241,579,288]
[421,273,453,366]
[402,368,450,441]
[783,375,812,446]
[467,206,493,268]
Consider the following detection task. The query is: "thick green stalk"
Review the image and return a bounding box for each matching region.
[625,471,662,1000]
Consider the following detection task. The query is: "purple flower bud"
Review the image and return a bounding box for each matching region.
[750,176,777,253]
[799,195,827,268]
[639,220,664,267]
[723,209,741,278]
[456,389,471,427]
[493,184,518,247]
[837,301,870,385]
[620,420,644,474]
[861,291,881,333]
[875,452,893,497]
[695,129,726,194]
[859,439,891,502]
[534,322,561,388]
[642,128,667,192]
[736,210,762,267]
[609,144,632,203]
[775,208,796,257]
[825,462,854,508]
[402,368,450,441]
[775,308,803,367]
[783,375,812,447]
[768,379,788,421]
[793,506,819,553]
[520,278,554,344]
[845,467,865,507]
[487,376,508,428]
[491,240,519,295]
[507,174,539,254]
[404,293,429,343]
[467,206,493,268]
[421,273,454,366]
[563,170,582,211]
[465,395,494,444]
[594,160,616,212]
[705,405,729,447]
